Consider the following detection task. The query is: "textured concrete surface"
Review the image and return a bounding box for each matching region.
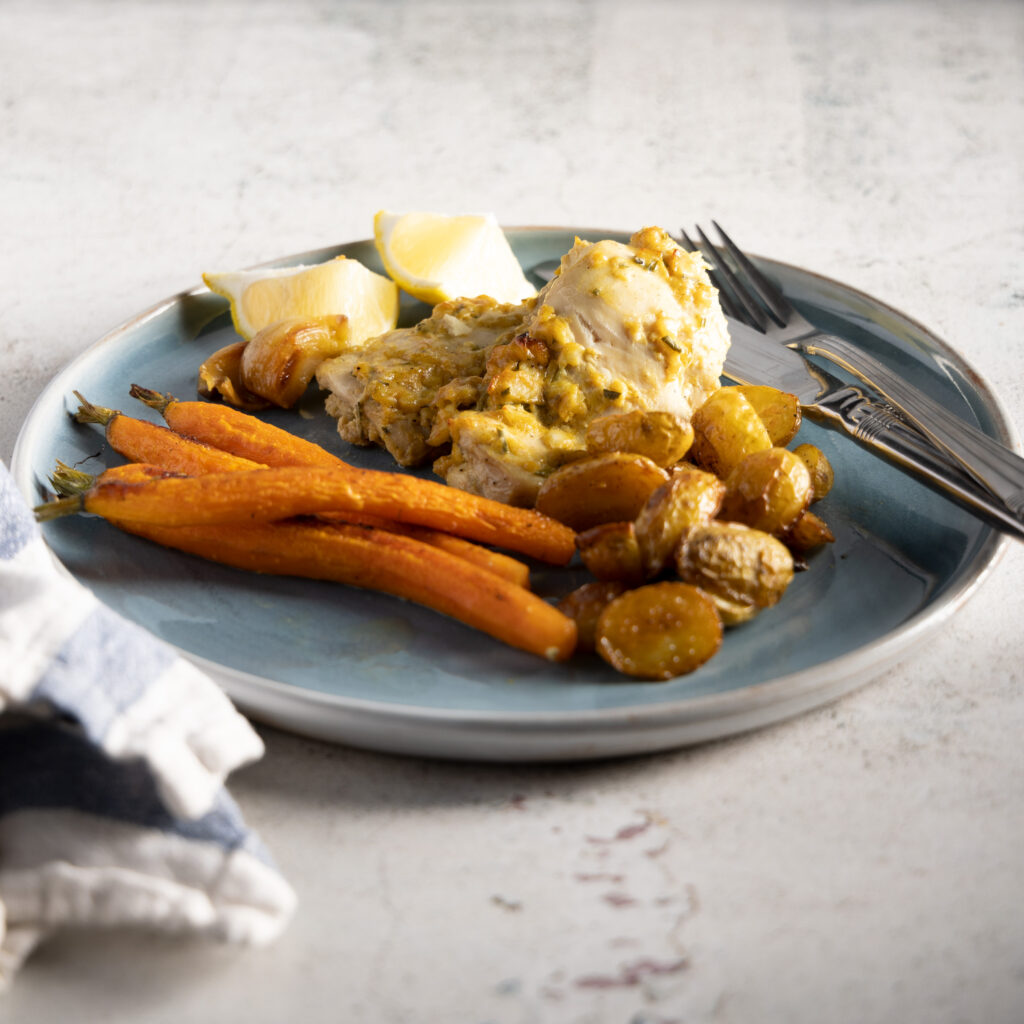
[2,1,1022,1021]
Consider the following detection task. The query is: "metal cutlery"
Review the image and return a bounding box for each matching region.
[722,317,1024,538]
[682,221,1024,523]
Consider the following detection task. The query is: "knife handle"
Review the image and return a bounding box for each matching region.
[804,334,1024,519]
[811,384,1024,540]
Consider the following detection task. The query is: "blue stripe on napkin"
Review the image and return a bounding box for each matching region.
[0,720,270,864]
[31,603,175,738]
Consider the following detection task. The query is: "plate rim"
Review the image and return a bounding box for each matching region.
[11,226,1013,757]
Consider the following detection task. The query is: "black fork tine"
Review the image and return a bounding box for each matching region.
[678,229,745,323]
[711,220,793,326]
[694,225,772,332]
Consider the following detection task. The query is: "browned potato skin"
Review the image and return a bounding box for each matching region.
[534,453,669,531]
[634,468,726,578]
[677,521,794,624]
[576,521,646,586]
[782,509,836,552]
[720,447,813,535]
[595,582,723,680]
[733,385,802,447]
[585,410,695,468]
[242,318,347,408]
[792,443,835,502]
[689,389,773,478]
[197,340,272,411]
[557,580,628,652]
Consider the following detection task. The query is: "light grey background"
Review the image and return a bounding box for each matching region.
[2,1,1022,1021]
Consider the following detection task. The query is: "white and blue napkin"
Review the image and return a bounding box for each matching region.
[0,460,295,988]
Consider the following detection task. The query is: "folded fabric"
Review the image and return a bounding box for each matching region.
[0,460,296,988]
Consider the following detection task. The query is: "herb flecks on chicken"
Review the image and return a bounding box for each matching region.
[315,295,531,467]
[436,227,729,505]
[316,228,730,505]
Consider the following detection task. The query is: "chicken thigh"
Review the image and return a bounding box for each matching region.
[435,227,730,504]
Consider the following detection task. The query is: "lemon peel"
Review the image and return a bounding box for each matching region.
[202,256,398,344]
[373,210,536,306]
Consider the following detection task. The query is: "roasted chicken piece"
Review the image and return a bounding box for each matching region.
[315,295,530,466]
[435,227,730,505]
[316,227,730,504]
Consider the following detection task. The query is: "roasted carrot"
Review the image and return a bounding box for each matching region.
[49,461,532,587]
[38,465,577,564]
[123,387,542,577]
[74,393,266,475]
[38,482,574,660]
[130,385,348,470]
[321,509,531,587]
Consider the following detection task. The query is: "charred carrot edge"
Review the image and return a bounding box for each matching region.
[56,465,576,564]
[111,517,576,661]
[75,393,266,475]
[130,385,348,470]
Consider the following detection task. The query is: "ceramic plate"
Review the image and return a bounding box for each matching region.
[12,228,1013,760]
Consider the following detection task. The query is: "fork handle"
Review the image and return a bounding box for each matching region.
[811,384,1024,540]
[804,334,1024,519]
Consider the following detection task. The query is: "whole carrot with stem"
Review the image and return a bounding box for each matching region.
[38,464,577,564]
[130,385,348,470]
[42,466,575,662]
[51,461,531,588]
[74,393,265,474]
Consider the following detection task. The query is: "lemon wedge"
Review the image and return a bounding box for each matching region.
[203,256,399,343]
[373,210,536,306]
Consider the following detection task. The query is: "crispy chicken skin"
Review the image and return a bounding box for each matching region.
[436,228,730,505]
[316,228,729,504]
[315,295,530,466]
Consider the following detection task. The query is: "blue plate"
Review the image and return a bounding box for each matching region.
[11,228,1013,759]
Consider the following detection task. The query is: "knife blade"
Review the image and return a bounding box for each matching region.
[723,317,1024,540]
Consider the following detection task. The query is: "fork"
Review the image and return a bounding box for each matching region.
[682,221,1024,521]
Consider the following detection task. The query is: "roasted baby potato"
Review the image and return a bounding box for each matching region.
[676,521,795,625]
[197,340,271,411]
[241,317,347,408]
[585,410,695,467]
[689,389,773,477]
[793,443,834,502]
[557,580,628,652]
[720,447,813,535]
[534,453,669,531]
[576,521,646,586]
[733,385,802,447]
[595,582,722,680]
[782,509,836,553]
[633,468,726,578]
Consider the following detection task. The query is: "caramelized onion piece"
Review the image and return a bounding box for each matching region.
[197,339,271,411]
[241,316,348,408]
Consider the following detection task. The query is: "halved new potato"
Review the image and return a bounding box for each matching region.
[576,521,646,586]
[689,389,773,477]
[676,521,794,625]
[633,468,726,578]
[595,582,722,680]
[720,447,813,535]
[585,410,695,468]
[534,453,669,531]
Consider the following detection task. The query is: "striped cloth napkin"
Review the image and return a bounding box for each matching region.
[0,460,295,988]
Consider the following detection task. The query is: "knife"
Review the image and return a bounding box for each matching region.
[724,316,1024,541]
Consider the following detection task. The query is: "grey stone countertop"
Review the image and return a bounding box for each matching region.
[2,1,1022,1021]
